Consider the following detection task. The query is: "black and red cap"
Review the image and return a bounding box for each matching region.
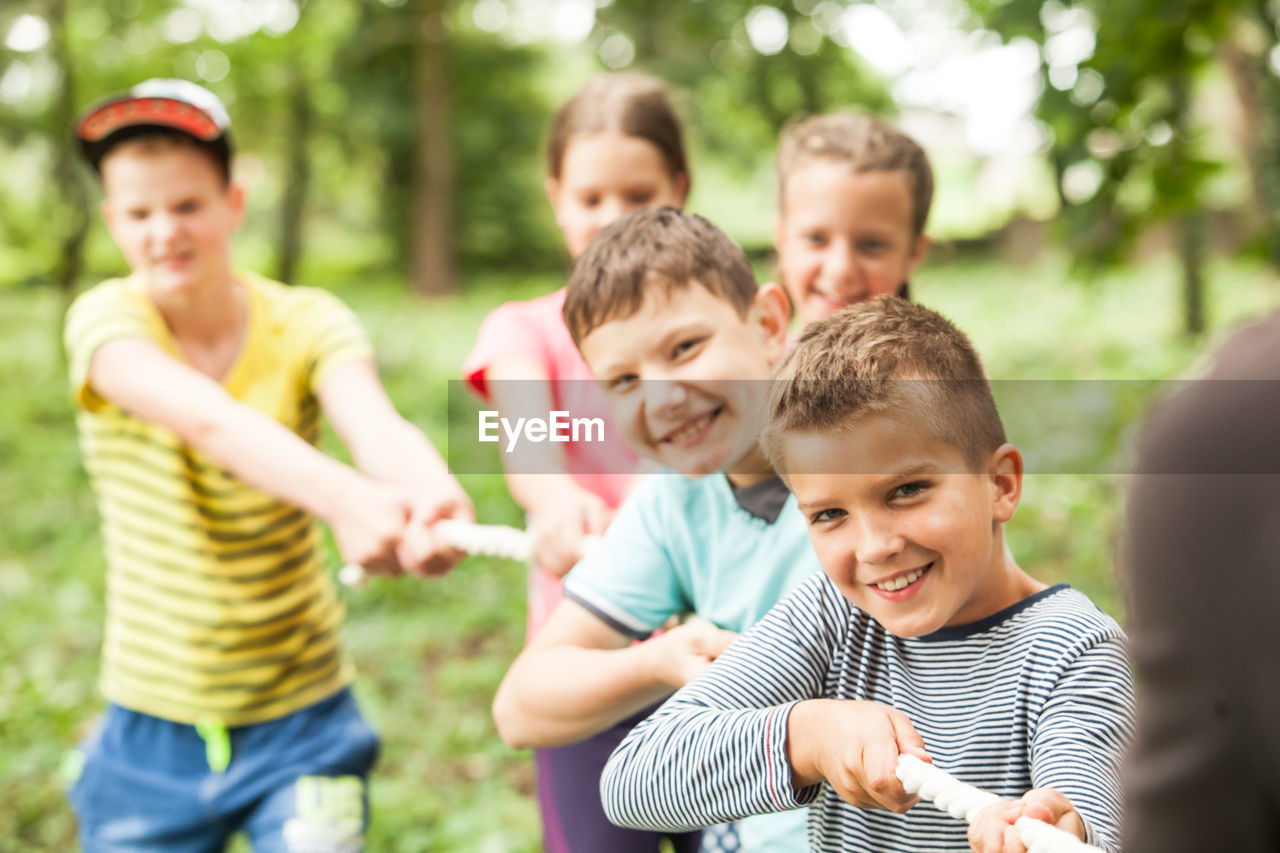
[75,78,232,174]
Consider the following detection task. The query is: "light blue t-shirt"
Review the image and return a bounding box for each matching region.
[563,471,820,853]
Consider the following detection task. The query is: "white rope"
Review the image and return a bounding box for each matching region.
[336,522,604,587]
[895,755,1104,853]
[338,520,534,587]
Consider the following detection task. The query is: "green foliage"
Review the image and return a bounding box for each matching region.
[596,0,894,175]
[975,0,1266,267]
[333,5,565,275]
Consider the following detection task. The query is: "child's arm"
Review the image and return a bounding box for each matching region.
[492,597,739,747]
[486,357,612,577]
[88,338,417,575]
[317,358,474,575]
[985,636,1133,853]
[601,574,924,832]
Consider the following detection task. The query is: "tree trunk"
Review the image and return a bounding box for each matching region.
[48,0,89,295]
[47,0,90,361]
[278,59,312,285]
[1170,73,1206,336]
[1179,211,1207,336]
[410,0,454,296]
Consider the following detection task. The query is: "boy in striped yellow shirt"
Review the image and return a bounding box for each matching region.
[65,78,471,852]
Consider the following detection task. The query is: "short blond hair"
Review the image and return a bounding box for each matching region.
[762,297,1004,472]
[776,112,932,237]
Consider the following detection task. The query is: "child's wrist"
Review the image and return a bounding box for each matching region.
[785,700,825,788]
[314,465,370,522]
[637,633,674,690]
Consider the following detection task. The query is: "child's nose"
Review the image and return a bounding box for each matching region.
[152,212,183,242]
[645,378,690,415]
[598,197,627,228]
[825,241,860,283]
[851,514,904,565]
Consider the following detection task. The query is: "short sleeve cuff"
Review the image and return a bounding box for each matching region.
[562,581,655,639]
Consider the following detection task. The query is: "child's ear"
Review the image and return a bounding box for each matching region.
[905,233,931,278]
[988,443,1023,523]
[228,182,247,229]
[752,282,790,363]
[672,171,690,207]
[544,176,561,217]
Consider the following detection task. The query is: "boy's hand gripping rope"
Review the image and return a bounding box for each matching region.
[895,755,1104,853]
[340,520,579,586]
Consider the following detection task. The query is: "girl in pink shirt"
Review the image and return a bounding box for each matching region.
[461,73,696,853]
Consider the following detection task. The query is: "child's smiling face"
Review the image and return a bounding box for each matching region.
[578,281,789,485]
[774,160,927,324]
[784,411,1036,637]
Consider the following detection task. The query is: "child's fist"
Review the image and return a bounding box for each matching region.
[968,788,1086,853]
[529,490,613,578]
[789,700,929,813]
[643,617,739,689]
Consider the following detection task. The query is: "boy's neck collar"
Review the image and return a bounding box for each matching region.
[727,474,789,523]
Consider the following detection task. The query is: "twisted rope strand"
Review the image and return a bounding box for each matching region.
[895,755,1104,853]
[338,520,534,587]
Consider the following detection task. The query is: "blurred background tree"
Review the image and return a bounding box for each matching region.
[4,0,1275,328]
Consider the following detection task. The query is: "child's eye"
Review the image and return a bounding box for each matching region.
[175,200,201,214]
[127,209,149,221]
[580,194,601,208]
[810,508,846,524]
[858,239,889,254]
[627,190,655,206]
[805,232,828,247]
[607,374,638,393]
[671,337,704,359]
[890,481,928,500]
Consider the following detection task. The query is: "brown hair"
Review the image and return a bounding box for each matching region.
[564,206,756,346]
[762,297,1005,472]
[546,73,688,184]
[776,112,933,236]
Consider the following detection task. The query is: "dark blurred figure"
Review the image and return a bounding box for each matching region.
[1123,311,1280,851]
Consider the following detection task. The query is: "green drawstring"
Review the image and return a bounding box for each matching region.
[194,717,231,774]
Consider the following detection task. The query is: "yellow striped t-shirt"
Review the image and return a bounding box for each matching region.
[65,271,374,726]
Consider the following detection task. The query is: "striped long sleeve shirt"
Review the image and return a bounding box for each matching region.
[601,574,1134,852]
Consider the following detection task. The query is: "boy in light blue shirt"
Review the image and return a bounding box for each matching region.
[491,207,816,852]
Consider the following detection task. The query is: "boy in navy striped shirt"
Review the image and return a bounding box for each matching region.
[601,298,1134,853]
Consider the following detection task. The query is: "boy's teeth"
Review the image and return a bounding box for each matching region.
[874,567,924,591]
[669,413,710,442]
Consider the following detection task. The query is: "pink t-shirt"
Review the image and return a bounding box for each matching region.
[462,287,639,637]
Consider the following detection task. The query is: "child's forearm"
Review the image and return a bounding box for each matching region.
[346,414,459,494]
[492,642,675,748]
[486,358,584,511]
[601,697,811,832]
[192,398,373,522]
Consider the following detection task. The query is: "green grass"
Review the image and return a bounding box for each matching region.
[0,254,1276,850]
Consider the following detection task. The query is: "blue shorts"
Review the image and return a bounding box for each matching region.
[67,688,380,853]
